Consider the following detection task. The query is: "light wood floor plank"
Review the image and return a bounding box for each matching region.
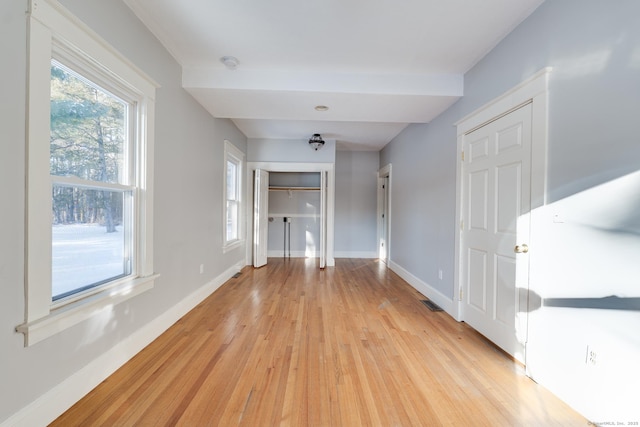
[51,258,585,426]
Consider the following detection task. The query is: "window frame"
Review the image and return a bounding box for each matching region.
[17,0,159,346]
[49,54,136,304]
[223,140,245,252]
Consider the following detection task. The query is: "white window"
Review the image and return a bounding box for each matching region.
[223,140,245,251]
[50,58,135,301]
[17,0,158,346]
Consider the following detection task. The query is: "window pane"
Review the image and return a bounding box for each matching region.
[50,60,127,184]
[226,160,237,201]
[52,187,130,300]
[226,200,238,241]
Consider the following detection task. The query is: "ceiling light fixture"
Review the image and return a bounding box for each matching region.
[314,105,329,111]
[220,56,239,70]
[308,133,325,151]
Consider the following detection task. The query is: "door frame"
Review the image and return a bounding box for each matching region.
[246,161,335,267]
[377,164,392,263]
[453,67,551,323]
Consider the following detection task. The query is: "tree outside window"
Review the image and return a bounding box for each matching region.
[50,60,133,300]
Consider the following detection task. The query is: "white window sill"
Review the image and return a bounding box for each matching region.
[223,239,245,254]
[16,274,159,347]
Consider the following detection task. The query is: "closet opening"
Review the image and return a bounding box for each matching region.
[248,162,334,270]
[267,172,321,259]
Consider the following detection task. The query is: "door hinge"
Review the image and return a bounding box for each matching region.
[460,220,464,230]
[459,288,464,300]
[382,184,385,189]
[461,151,465,161]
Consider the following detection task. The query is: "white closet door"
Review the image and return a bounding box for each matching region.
[462,103,532,363]
[253,169,269,268]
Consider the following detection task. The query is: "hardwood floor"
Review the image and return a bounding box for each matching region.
[52,258,585,426]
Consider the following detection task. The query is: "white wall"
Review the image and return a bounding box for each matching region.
[0,0,247,423]
[381,0,640,421]
[334,151,379,258]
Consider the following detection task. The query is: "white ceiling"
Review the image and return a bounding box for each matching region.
[123,0,544,151]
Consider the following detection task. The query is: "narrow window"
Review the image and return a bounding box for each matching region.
[226,159,239,241]
[223,141,244,250]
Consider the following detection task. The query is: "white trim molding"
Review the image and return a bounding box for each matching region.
[223,140,246,253]
[333,251,379,259]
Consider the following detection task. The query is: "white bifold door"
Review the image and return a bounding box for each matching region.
[461,103,532,363]
[253,169,269,268]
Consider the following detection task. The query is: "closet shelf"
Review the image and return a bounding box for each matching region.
[268,186,320,191]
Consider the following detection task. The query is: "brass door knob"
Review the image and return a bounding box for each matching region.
[514,244,529,253]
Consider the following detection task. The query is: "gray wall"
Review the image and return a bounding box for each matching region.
[4,0,638,422]
[381,0,640,420]
[0,0,246,422]
[334,151,379,257]
[247,138,336,163]
[380,122,456,296]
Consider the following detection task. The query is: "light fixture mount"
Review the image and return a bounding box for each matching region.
[220,56,239,70]
[308,133,325,151]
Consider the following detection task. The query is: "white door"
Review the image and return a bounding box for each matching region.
[253,169,269,268]
[380,176,390,262]
[319,171,327,269]
[462,103,532,363]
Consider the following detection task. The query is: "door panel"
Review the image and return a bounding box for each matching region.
[495,254,516,325]
[496,122,523,153]
[253,169,269,268]
[469,136,489,161]
[462,103,532,363]
[469,170,488,231]
[496,163,520,234]
[468,248,487,312]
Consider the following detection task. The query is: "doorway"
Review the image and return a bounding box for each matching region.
[454,68,551,367]
[377,164,391,263]
[460,103,532,363]
[248,162,334,269]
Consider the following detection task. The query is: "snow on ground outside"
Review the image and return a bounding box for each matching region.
[52,223,125,298]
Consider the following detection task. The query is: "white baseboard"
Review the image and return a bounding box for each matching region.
[333,251,378,259]
[1,262,244,427]
[267,250,317,258]
[388,260,458,318]
[266,251,377,259]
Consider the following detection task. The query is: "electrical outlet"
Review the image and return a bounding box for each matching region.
[438,269,443,280]
[586,345,597,366]
[200,264,204,274]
